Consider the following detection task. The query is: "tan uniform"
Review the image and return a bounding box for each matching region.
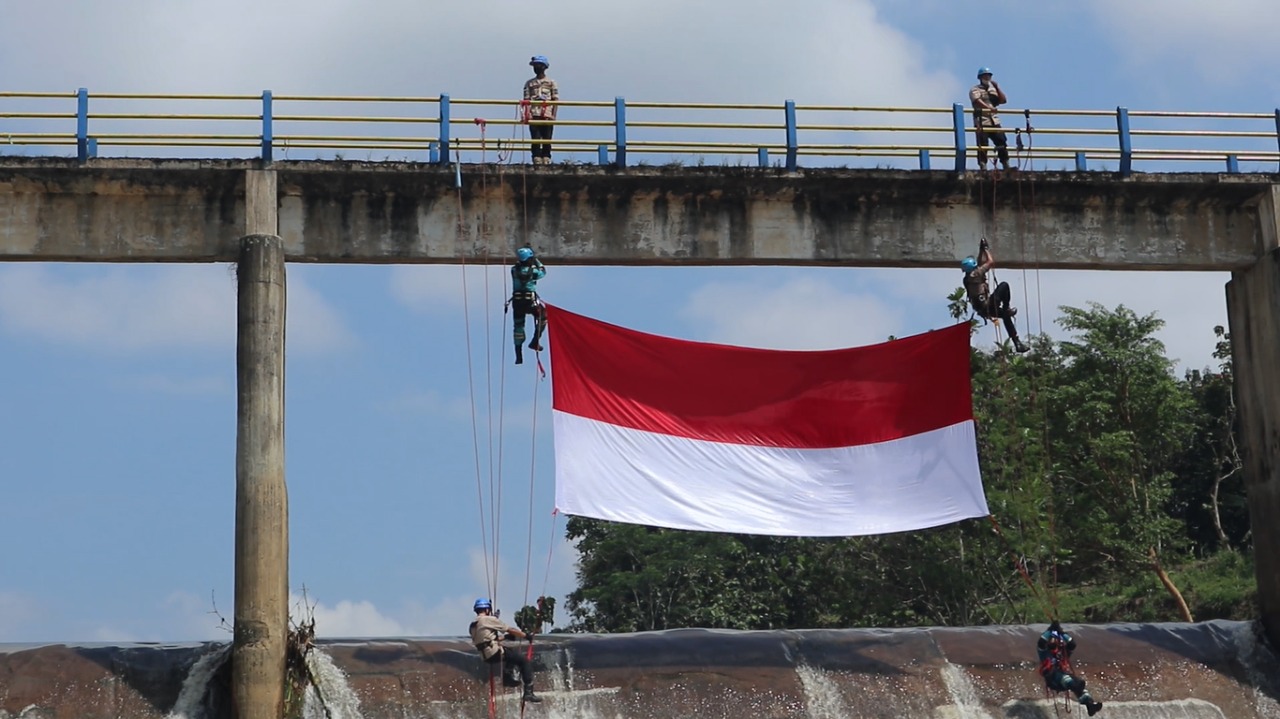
[969,83,1001,128]
[469,614,510,660]
[523,77,558,120]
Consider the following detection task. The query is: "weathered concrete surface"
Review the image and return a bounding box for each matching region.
[2,621,1277,718]
[1227,186,1280,649]
[233,234,288,719]
[0,157,1271,269]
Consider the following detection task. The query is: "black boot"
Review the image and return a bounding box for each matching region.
[515,346,524,365]
[1087,700,1103,716]
[522,685,542,703]
[528,339,543,352]
[1013,338,1030,353]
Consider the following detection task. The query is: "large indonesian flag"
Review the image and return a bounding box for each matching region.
[546,305,988,537]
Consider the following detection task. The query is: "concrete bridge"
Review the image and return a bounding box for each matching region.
[1,156,1278,719]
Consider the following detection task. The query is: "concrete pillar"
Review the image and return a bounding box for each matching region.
[1226,184,1280,647]
[233,171,288,719]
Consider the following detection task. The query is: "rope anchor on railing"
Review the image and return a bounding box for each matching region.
[1016,109,1034,152]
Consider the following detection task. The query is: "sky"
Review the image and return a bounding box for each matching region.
[2,0,1277,643]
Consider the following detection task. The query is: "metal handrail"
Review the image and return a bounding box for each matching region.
[0,89,1277,173]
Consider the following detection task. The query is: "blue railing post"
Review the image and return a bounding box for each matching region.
[784,100,798,172]
[438,94,451,164]
[757,147,769,168]
[1226,154,1239,173]
[260,91,273,164]
[1116,106,1132,177]
[598,144,609,166]
[76,87,90,163]
[614,97,627,169]
[952,103,967,172]
[1075,151,1088,171]
[1274,109,1279,173]
[918,149,931,170]
[429,141,439,164]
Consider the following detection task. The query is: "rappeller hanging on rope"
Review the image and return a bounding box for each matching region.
[508,245,547,365]
[1037,620,1104,716]
[962,236,1030,353]
[469,598,543,703]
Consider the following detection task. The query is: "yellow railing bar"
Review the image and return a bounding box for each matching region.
[449,118,615,127]
[1130,147,1273,156]
[273,115,436,123]
[449,99,613,108]
[90,93,260,101]
[2,133,76,139]
[796,124,949,133]
[628,147,763,154]
[272,95,438,103]
[0,112,76,119]
[2,139,77,144]
[98,139,259,146]
[1130,129,1278,138]
[804,143,955,150]
[93,133,260,140]
[1128,110,1275,119]
[450,140,611,148]
[91,113,260,121]
[626,140,788,148]
[276,135,435,143]
[793,105,952,113]
[1017,109,1118,117]
[626,121,786,130]
[0,91,77,98]
[626,101,783,110]
[1009,128,1116,136]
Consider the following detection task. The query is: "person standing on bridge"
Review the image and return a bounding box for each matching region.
[523,55,559,165]
[469,598,543,703]
[970,67,1010,171]
[962,237,1029,353]
[1037,620,1104,716]
[509,245,547,365]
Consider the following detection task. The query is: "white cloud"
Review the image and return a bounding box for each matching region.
[0,265,353,355]
[1087,0,1280,85]
[389,264,511,315]
[293,595,409,639]
[682,276,906,350]
[678,267,1230,373]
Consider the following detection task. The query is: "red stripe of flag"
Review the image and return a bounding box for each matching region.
[545,304,973,449]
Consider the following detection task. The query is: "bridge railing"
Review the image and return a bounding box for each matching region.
[2,90,1279,174]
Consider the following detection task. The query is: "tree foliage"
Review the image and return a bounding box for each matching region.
[564,302,1254,632]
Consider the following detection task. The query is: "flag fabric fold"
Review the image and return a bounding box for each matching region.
[546,304,987,537]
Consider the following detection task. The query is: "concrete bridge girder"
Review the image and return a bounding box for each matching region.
[0,158,1271,270]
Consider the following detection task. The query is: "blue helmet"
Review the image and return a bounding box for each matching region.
[516,247,535,262]
[961,256,978,272]
[530,55,550,68]
[977,66,993,78]
[473,598,492,612]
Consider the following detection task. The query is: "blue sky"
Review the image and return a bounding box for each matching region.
[2,0,1277,642]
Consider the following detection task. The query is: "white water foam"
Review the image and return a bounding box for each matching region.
[165,644,231,719]
[303,649,364,719]
[936,663,995,719]
[1004,697,1227,718]
[794,663,853,719]
[1229,621,1280,719]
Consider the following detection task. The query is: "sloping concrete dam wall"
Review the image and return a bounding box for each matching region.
[2,620,1277,718]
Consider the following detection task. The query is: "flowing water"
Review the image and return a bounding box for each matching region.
[2,620,1278,718]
